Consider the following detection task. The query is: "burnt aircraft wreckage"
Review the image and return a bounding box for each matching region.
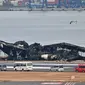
[0,40,28,60]
[43,43,85,61]
[0,40,85,61]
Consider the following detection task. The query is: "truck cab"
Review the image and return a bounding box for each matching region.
[75,64,85,72]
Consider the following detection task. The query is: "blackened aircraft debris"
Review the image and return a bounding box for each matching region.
[0,40,85,61]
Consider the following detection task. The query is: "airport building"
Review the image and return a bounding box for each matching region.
[0,0,85,9]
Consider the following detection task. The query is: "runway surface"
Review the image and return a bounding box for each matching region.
[0,81,85,85]
[0,61,78,72]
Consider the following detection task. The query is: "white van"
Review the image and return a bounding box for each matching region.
[14,61,33,71]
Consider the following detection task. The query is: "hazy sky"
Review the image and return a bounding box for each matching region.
[0,11,85,46]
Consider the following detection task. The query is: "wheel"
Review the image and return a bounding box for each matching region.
[56,69,58,72]
[22,69,24,71]
[15,69,17,71]
[83,70,85,72]
[50,69,52,72]
[27,70,30,72]
[4,69,7,71]
[1,69,2,71]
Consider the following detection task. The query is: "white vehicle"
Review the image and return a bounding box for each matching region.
[50,65,64,72]
[14,61,33,71]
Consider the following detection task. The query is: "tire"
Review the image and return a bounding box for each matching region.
[22,69,24,71]
[4,69,7,71]
[50,69,52,72]
[15,69,17,71]
[83,70,85,72]
[57,69,60,72]
[1,69,2,71]
[27,70,30,72]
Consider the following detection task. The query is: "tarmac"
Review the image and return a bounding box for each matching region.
[0,61,77,72]
[0,81,84,85]
[0,61,76,72]
[0,61,84,85]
